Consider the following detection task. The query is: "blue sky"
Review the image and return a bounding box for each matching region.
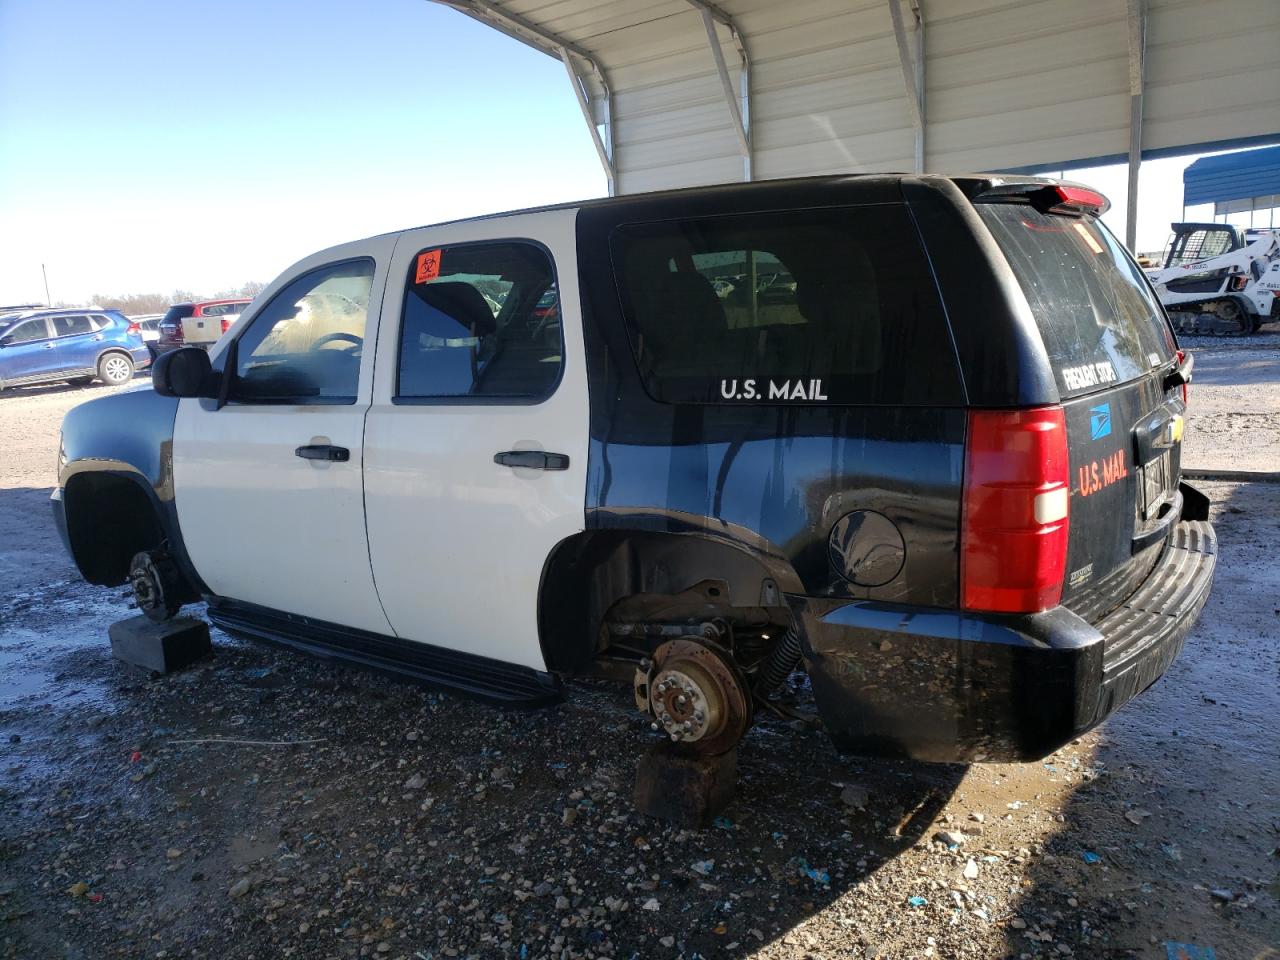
[0,0,1243,306]
[0,0,606,304]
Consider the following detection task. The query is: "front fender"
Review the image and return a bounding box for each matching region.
[59,387,178,493]
[57,388,206,593]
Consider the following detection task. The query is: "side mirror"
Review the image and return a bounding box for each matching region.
[152,347,214,398]
[0,335,13,348]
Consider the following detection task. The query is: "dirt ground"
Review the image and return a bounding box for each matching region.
[1178,327,1280,473]
[1,351,1277,960]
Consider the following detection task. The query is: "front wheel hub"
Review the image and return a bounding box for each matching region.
[128,550,182,623]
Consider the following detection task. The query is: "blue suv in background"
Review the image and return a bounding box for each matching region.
[0,308,150,392]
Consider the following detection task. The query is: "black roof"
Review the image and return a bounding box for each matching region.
[393,172,1070,236]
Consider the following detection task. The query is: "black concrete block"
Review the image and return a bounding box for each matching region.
[634,744,737,829]
[108,616,212,674]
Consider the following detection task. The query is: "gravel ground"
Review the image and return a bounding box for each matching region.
[1,364,1277,960]
[1177,324,1280,473]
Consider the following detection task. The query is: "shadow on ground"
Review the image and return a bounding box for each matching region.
[0,371,148,404]
[996,481,1280,959]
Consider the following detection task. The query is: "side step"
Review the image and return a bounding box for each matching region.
[207,599,562,708]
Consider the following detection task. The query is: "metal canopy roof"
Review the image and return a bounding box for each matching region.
[1183,144,1280,207]
[434,0,1280,244]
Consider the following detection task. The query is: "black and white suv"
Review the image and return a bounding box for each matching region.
[53,175,1215,763]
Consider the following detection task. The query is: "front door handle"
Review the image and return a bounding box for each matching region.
[43,342,56,349]
[295,444,349,462]
[494,450,570,470]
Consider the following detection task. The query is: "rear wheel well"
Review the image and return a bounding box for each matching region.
[537,530,794,676]
[64,472,164,586]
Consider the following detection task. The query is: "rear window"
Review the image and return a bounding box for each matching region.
[609,205,962,405]
[162,305,194,324]
[978,204,1175,397]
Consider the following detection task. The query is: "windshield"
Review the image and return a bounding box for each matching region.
[978,204,1175,398]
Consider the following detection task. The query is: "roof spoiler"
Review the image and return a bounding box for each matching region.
[973,180,1110,217]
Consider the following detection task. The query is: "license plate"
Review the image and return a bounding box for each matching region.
[1142,451,1172,519]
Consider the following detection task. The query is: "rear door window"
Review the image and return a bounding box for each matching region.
[609,205,962,405]
[978,204,1175,397]
[395,241,561,403]
[52,314,95,337]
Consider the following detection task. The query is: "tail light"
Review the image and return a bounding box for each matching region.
[126,322,140,335]
[961,407,1070,614]
[221,317,233,334]
[1228,274,1248,291]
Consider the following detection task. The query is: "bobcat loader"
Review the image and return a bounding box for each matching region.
[1145,222,1280,335]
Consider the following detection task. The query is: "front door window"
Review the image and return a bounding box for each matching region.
[230,260,374,404]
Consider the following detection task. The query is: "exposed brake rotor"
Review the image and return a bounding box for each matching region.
[634,637,750,755]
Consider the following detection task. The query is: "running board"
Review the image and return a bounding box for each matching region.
[207,599,563,707]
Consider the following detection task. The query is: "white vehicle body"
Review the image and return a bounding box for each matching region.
[172,214,589,672]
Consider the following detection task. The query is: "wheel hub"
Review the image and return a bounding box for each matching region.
[128,550,182,623]
[634,637,749,754]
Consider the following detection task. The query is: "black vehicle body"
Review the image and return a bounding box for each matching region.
[54,174,1216,763]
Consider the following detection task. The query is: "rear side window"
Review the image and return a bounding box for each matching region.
[396,241,561,403]
[52,314,95,336]
[609,206,962,405]
[978,204,1175,397]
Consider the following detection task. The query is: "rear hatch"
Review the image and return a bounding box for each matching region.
[977,197,1185,623]
[159,304,194,345]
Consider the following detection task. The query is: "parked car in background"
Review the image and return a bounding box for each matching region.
[128,314,164,344]
[156,299,252,354]
[0,307,149,390]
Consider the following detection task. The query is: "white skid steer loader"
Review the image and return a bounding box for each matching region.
[1145,222,1280,335]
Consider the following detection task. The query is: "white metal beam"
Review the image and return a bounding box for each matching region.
[1125,0,1146,250]
[431,0,616,193]
[560,46,616,195]
[888,0,925,173]
[686,0,752,181]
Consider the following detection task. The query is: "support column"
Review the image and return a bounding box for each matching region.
[1125,0,1146,251]
[560,47,616,195]
[888,0,926,173]
[688,0,752,181]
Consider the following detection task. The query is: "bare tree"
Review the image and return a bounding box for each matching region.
[58,283,266,316]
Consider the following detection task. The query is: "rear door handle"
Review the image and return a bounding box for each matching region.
[295,444,349,462]
[494,450,570,470]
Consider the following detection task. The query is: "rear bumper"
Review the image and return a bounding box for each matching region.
[797,517,1217,763]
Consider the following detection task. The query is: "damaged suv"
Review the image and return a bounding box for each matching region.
[53,175,1215,763]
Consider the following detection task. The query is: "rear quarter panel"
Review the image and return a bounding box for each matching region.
[576,179,968,605]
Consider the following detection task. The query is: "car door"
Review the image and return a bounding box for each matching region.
[0,317,59,382]
[171,237,396,633]
[363,210,589,670]
[50,313,104,374]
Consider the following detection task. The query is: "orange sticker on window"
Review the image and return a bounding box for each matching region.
[415,249,442,284]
